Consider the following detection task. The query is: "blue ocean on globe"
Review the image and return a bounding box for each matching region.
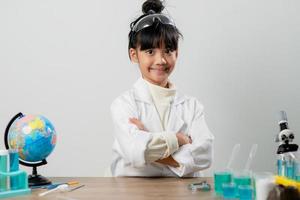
[8,114,57,162]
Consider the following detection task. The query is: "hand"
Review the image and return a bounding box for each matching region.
[129,118,147,131]
[176,132,192,146]
[156,156,180,168]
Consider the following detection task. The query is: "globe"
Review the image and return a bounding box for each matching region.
[7,114,57,163]
[4,113,57,186]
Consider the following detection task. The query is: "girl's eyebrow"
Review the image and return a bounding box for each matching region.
[143,47,156,50]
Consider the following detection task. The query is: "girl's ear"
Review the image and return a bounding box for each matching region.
[129,48,139,63]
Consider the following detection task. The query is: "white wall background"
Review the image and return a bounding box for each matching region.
[0,0,299,177]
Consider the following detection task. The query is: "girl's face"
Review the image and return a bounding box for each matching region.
[130,44,178,87]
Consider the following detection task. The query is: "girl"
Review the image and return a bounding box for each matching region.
[110,0,214,177]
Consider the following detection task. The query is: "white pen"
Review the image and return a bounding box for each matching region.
[38,184,69,197]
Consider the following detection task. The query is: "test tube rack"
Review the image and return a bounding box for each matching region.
[0,158,31,198]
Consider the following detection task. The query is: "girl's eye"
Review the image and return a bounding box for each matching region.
[165,49,173,54]
[146,49,154,55]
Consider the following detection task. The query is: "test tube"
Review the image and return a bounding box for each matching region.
[9,149,19,189]
[286,153,297,180]
[0,150,9,192]
[277,155,286,176]
[295,160,300,181]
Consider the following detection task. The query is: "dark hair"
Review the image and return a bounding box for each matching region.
[267,185,300,200]
[128,0,182,56]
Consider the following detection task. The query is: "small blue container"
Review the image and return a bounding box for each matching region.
[214,171,232,196]
[238,185,253,200]
[222,183,236,199]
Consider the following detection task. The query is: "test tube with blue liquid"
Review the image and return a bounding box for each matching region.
[9,149,19,190]
[294,155,300,181]
[285,156,295,179]
[277,155,286,176]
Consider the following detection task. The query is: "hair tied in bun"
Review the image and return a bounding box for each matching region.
[142,0,164,14]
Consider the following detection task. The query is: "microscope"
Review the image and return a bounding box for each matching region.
[276,111,298,154]
[275,111,298,178]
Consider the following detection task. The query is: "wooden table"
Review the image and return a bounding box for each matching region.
[8,177,221,200]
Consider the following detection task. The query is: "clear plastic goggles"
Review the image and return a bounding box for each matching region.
[131,13,176,33]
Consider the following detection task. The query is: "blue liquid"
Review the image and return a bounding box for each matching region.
[286,165,294,179]
[214,171,232,196]
[222,183,236,199]
[0,154,8,192]
[234,175,252,197]
[9,150,20,189]
[277,159,285,176]
[238,185,253,200]
[285,159,297,179]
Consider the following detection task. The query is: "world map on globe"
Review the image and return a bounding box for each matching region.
[8,114,57,162]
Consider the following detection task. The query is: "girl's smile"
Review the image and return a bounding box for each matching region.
[149,66,170,72]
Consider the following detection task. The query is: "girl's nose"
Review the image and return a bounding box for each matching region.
[156,52,167,65]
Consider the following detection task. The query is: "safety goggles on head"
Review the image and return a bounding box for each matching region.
[131,13,176,33]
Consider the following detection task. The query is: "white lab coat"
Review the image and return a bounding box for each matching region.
[110,78,214,177]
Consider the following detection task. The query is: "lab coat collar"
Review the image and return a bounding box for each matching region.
[133,77,186,105]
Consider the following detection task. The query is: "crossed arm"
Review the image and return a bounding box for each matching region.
[129,118,192,168]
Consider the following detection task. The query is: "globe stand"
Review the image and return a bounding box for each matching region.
[19,159,52,187]
[4,112,53,187]
[28,166,51,187]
